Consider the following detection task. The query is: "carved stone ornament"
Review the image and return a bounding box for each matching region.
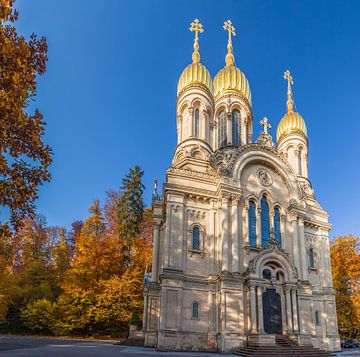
[256,131,275,148]
[264,228,281,250]
[257,168,273,187]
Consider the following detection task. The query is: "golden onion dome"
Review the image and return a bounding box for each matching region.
[276,70,307,142]
[177,62,213,95]
[213,20,251,105]
[213,65,251,105]
[177,18,213,96]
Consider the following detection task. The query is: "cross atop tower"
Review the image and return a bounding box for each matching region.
[189,18,204,63]
[223,20,236,66]
[260,117,271,135]
[284,69,295,112]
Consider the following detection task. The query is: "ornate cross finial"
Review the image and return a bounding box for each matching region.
[189,18,204,63]
[284,69,294,112]
[260,117,271,135]
[223,20,236,66]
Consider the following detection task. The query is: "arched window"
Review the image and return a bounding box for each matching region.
[232,109,241,146]
[194,108,200,138]
[218,111,227,148]
[192,302,199,319]
[315,310,321,326]
[309,248,315,269]
[262,268,272,280]
[261,196,270,246]
[248,201,257,247]
[192,226,200,250]
[274,207,281,243]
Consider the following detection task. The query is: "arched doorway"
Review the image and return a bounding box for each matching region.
[262,289,282,334]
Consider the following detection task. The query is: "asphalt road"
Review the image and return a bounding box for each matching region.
[0,335,359,357]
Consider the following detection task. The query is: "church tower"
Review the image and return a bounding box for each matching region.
[144,19,340,354]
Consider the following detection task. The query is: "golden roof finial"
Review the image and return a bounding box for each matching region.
[189,18,204,64]
[284,70,294,113]
[223,20,236,66]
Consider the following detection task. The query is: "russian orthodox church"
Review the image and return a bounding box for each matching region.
[143,19,340,353]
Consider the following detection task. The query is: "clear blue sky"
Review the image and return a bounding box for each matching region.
[14,0,360,238]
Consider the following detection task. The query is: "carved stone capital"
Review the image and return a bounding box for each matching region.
[230,194,241,205]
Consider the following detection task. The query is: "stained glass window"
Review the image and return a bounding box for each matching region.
[261,196,270,246]
[218,111,227,148]
[263,268,271,280]
[274,207,281,243]
[232,109,241,146]
[194,108,200,138]
[192,226,200,250]
[192,302,199,318]
[249,201,257,247]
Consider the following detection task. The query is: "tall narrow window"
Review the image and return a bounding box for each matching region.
[192,226,200,250]
[274,207,281,243]
[192,302,199,319]
[261,196,270,246]
[194,108,200,138]
[315,310,321,326]
[249,201,257,247]
[218,111,227,148]
[232,109,241,146]
[309,248,315,269]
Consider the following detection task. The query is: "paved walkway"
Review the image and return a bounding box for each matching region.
[0,335,358,356]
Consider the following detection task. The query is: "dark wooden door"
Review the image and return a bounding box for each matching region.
[262,289,282,334]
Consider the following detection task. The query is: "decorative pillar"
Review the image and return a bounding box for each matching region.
[188,107,194,137]
[285,286,293,333]
[227,112,232,145]
[151,221,161,282]
[269,210,274,230]
[241,117,247,145]
[250,283,257,333]
[231,195,240,273]
[291,289,299,332]
[256,207,261,247]
[298,217,308,280]
[176,114,183,143]
[220,194,230,272]
[291,214,300,271]
[280,214,286,250]
[257,286,265,333]
[243,204,249,245]
[201,111,207,141]
[142,292,148,330]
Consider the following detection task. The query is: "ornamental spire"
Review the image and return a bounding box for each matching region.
[189,18,204,64]
[284,70,294,113]
[223,20,236,66]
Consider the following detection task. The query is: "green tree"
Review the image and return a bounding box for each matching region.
[118,165,145,265]
[0,0,52,229]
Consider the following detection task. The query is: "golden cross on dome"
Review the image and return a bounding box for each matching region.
[223,20,236,66]
[284,70,294,112]
[260,117,271,135]
[189,18,204,63]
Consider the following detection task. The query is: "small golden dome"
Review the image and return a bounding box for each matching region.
[276,70,307,142]
[276,111,307,142]
[177,62,213,95]
[213,65,252,105]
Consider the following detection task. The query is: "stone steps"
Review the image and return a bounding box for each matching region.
[234,335,336,357]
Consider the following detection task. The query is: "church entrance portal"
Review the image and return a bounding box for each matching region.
[262,289,282,334]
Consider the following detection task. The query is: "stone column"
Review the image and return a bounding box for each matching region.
[227,112,232,145]
[298,217,308,281]
[243,204,249,246]
[257,286,265,333]
[281,214,286,250]
[231,195,240,273]
[291,214,300,271]
[285,286,293,333]
[151,222,160,282]
[220,195,230,272]
[269,210,274,230]
[188,107,194,137]
[256,207,261,247]
[176,114,183,143]
[142,292,148,330]
[241,117,247,145]
[250,283,257,333]
[291,289,299,333]
[201,111,207,141]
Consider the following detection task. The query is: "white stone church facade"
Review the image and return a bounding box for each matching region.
[143,19,340,353]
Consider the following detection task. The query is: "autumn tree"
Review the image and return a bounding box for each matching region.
[330,235,360,339]
[0,0,52,229]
